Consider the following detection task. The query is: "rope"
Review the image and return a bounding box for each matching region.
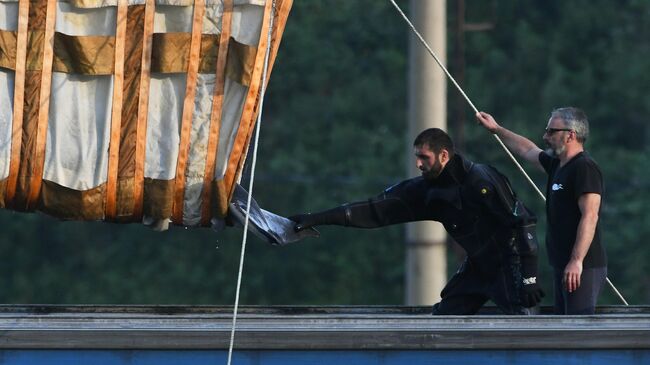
[388,0,628,306]
[606,277,628,305]
[226,1,276,364]
[388,0,545,201]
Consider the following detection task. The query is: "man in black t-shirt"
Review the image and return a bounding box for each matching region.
[476,107,607,314]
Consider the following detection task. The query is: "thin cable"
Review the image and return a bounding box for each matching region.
[606,277,629,305]
[226,1,275,364]
[390,0,476,112]
[388,0,628,306]
[492,134,546,201]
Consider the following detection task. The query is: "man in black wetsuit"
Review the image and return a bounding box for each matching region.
[291,128,544,315]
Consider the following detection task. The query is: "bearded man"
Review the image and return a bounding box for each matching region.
[291,128,544,315]
[477,108,606,314]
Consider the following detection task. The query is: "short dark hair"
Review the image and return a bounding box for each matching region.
[413,128,455,157]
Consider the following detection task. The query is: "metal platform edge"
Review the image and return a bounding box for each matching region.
[0,305,648,350]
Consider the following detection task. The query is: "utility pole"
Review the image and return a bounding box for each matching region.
[405,0,447,305]
[454,0,467,151]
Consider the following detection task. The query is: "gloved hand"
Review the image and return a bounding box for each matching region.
[289,213,318,232]
[519,254,544,307]
[289,206,349,232]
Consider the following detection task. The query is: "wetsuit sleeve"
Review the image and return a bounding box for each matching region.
[341,178,431,228]
[290,178,429,230]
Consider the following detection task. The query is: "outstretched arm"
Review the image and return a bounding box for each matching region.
[291,179,430,232]
[476,112,544,171]
[290,196,416,232]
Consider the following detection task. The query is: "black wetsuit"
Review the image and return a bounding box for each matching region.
[293,154,542,314]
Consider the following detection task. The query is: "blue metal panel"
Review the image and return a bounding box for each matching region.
[0,350,648,365]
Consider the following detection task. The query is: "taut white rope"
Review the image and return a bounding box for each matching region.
[388,0,628,306]
[388,0,544,201]
[226,1,276,364]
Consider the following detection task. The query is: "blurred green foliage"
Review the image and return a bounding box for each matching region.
[0,0,647,306]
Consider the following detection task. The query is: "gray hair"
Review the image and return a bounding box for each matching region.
[550,107,589,143]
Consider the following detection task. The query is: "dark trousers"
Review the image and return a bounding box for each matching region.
[432,259,534,315]
[552,266,607,314]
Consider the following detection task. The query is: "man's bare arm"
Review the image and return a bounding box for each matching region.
[563,193,601,292]
[476,112,544,170]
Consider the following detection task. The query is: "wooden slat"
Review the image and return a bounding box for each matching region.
[171,0,206,224]
[105,0,129,220]
[26,0,57,208]
[5,0,30,206]
[114,5,145,218]
[132,0,155,219]
[220,0,275,216]
[265,0,293,84]
[199,0,234,225]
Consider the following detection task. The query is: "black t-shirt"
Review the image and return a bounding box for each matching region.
[538,151,607,269]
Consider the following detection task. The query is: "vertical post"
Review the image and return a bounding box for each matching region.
[454,0,466,151]
[405,0,447,306]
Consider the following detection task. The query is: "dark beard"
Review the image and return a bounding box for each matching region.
[422,170,438,180]
[422,160,443,180]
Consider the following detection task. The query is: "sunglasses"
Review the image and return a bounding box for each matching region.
[545,128,572,135]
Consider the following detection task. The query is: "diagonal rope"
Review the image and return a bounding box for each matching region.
[389,0,544,202]
[388,0,628,306]
[226,1,276,364]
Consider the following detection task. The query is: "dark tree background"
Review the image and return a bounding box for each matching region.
[0,0,647,306]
